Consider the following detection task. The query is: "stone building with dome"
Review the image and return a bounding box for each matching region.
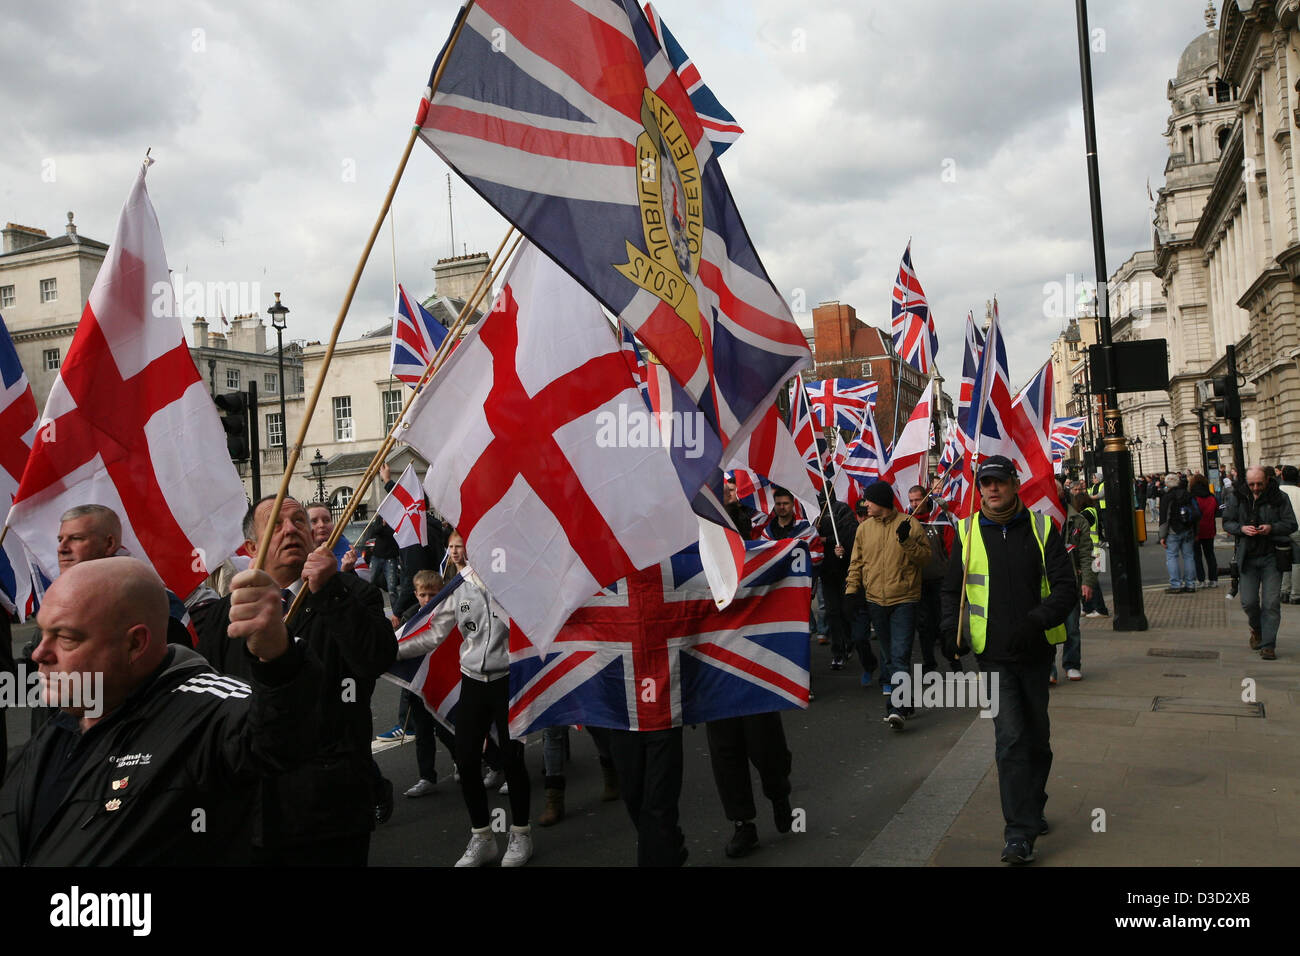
[1145,1,1300,472]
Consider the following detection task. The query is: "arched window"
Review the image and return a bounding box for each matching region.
[1217,127,1230,155]
[328,486,353,524]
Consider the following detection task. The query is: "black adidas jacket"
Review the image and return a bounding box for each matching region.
[0,644,321,866]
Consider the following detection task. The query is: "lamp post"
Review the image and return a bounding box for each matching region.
[1128,435,1144,476]
[267,292,290,469]
[310,449,327,504]
[1157,415,1170,474]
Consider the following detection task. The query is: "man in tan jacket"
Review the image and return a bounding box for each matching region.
[845,480,932,730]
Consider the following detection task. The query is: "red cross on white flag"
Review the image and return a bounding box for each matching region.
[6,161,249,598]
[376,462,428,549]
[398,240,701,654]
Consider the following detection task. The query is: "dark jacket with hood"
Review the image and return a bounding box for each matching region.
[0,645,321,866]
[1222,476,1299,565]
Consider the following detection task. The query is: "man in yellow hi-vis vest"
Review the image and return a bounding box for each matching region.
[940,456,1077,864]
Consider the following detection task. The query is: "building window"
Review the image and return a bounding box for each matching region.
[40,278,57,303]
[226,368,240,389]
[859,361,871,377]
[333,396,354,441]
[382,389,403,433]
[328,486,353,519]
[266,413,284,448]
[0,285,13,308]
[264,372,278,394]
[43,348,60,370]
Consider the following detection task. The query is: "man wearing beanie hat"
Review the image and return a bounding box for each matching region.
[844,480,931,730]
[940,455,1077,864]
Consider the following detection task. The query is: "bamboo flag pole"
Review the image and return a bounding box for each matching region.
[283,229,519,624]
[251,3,477,572]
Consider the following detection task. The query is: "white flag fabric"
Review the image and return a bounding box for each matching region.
[7,161,248,598]
[883,381,935,509]
[376,462,429,549]
[398,241,700,652]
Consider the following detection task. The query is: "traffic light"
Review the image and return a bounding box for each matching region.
[215,391,250,461]
[1209,375,1240,420]
[1206,421,1221,449]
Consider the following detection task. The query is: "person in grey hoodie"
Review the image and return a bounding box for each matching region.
[396,559,533,867]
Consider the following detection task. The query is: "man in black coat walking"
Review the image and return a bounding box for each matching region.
[193,495,396,865]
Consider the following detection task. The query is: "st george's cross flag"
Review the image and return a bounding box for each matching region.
[507,533,812,736]
[390,284,450,387]
[6,162,248,598]
[376,462,429,549]
[804,378,879,432]
[881,380,936,509]
[398,240,700,653]
[0,313,41,619]
[416,0,811,492]
[891,242,939,376]
[641,2,744,155]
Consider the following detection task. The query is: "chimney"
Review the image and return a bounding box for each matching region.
[2,222,49,253]
[433,251,491,302]
[193,317,209,348]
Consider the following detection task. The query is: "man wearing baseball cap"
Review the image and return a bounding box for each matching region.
[940,455,1077,864]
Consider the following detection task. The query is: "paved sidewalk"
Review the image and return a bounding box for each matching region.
[858,583,1300,866]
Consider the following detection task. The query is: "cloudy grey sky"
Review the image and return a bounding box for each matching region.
[1,0,1218,390]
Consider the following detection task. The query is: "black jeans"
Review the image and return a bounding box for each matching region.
[454,676,530,829]
[704,713,792,822]
[820,564,851,658]
[607,727,686,866]
[1192,537,1218,583]
[916,577,943,668]
[980,658,1053,845]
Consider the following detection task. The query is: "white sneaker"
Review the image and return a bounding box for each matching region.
[501,827,533,867]
[482,769,505,789]
[404,778,437,798]
[1066,668,1083,681]
[1084,611,1102,618]
[454,829,497,867]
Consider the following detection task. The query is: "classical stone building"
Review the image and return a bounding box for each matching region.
[0,216,107,413]
[1145,1,1300,472]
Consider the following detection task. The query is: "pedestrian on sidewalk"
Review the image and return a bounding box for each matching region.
[1158,473,1198,593]
[1276,466,1300,603]
[1052,482,1096,684]
[1078,493,1110,616]
[1222,466,1298,661]
[1189,474,1221,588]
[844,481,930,731]
[941,457,1077,864]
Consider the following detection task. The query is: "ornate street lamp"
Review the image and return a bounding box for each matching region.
[1128,435,1144,475]
[1157,415,1170,473]
[267,292,290,469]
[310,449,328,504]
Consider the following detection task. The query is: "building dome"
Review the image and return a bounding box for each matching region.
[1176,29,1219,82]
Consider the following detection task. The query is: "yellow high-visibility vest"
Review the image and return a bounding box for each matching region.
[958,511,1067,653]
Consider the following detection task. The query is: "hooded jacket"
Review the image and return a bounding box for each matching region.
[844,508,932,606]
[1222,476,1299,565]
[396,567,511,681]
[0,645,321,866]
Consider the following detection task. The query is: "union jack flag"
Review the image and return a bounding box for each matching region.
[841,404,886,487]
[382,574,467,732]
[1050,416,1085,462]
[390,283,450,387]
[891,241,939,376]
[0,313,40,620]
[804,378,878,431]
[508,534,813,735]
[787,377,826,495]
[417,0,811,489]
[642,3,743,155]
[956,310,985,450]
[1010,361,1065,528]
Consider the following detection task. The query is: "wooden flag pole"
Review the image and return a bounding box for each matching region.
[252,4,477,571]
[282,229,519,624]
[798,373,840,551]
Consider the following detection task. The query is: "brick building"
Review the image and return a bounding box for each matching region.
[810,300,927,445]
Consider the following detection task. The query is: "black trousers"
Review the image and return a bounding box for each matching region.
[454,676,530,829]
[980,658,1053,844]
[705,712,791,822]
[607,727,686,867]
[916,577,943,668]
[820,564,851,657]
